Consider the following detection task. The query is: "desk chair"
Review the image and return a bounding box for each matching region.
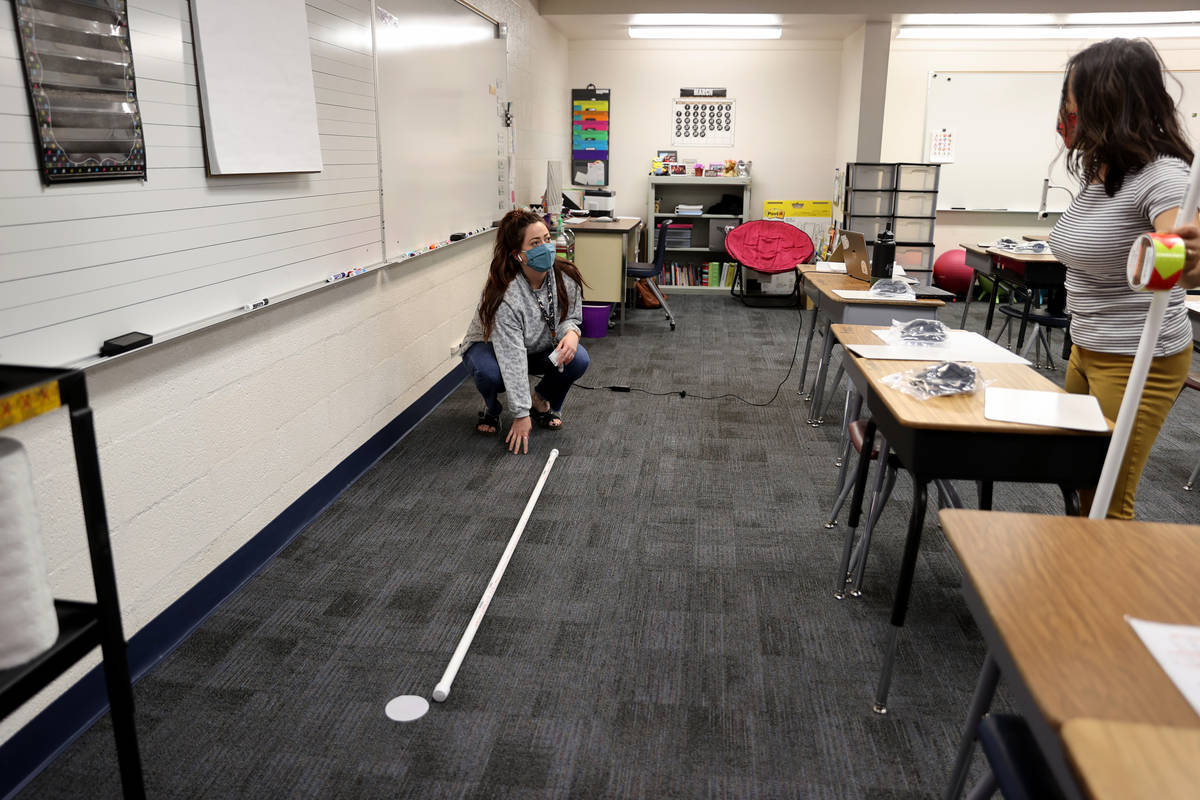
[626,219,676,330]
[993,303,1070,369]
[724,220,814,307]
[1185,375,1200,490]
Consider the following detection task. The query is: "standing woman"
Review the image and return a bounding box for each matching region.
[1049,38,1200,518]
[460,209,590,454]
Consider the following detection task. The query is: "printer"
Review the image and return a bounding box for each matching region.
[583,189,616,219]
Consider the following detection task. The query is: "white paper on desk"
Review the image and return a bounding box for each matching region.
[983,387,1108,431]
[815,261,846,273]
[1126,617,1200,719]
[1186,298,1200,313]
[834,289,917,301]
[849,341,1030,365]
[868,329,1030,364]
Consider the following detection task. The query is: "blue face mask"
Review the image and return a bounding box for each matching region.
[522,243,556,273]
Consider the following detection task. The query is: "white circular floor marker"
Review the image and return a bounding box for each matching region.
[385,695,429,722]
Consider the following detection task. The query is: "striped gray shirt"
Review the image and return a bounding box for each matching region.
[1049,156,1192,357]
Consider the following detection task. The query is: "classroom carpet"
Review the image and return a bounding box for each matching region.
[21,293,1200,799]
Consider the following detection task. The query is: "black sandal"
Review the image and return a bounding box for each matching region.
[530,408,563,430]
[476,407,501,435]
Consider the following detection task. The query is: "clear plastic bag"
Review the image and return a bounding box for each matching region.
[891,318,949,345]
[868,278,915,300]
[881,361,981,400]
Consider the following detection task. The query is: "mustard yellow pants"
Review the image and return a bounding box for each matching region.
[1065,344,1193,519]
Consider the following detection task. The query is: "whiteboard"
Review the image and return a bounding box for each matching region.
[191,0,323,175]
[925,70,1200,213]
[376,0,509,261]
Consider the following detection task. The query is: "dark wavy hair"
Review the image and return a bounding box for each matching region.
[1060,38,1193,196]
[478,209,588,340]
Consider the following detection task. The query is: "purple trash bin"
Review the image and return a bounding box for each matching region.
[580,302,611,338]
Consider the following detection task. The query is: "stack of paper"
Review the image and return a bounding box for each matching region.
[675,204,704,216]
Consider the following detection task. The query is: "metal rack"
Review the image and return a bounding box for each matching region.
[0,365,144,798]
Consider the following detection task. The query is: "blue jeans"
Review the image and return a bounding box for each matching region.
[462,341,590,416]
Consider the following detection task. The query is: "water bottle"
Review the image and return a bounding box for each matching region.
[871,226,896,285]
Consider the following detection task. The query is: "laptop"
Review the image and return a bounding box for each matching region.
[830,229,873,282]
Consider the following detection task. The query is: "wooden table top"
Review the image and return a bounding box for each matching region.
[832,324,1111,434]
[986,246,1061,263]
[807,272,944,308]
[940,510,1200,729]
[563,217,641,233]
[1062,719,1200,800]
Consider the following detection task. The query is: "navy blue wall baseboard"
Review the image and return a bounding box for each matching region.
[0,364,466,800]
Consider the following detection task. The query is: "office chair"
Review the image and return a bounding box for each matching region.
[626,218,676,330]
[724,220,814,307]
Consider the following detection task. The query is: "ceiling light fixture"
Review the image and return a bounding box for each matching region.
[896,24,1200,40]
[628,26,782,40]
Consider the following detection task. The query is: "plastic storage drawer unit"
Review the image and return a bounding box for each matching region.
[847,190,895,216]
[894,217,935,242]
[848,163,897,191]
[895,191,936,217]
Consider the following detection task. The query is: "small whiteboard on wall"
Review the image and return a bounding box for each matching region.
[191,0,323,174]
[925,70,1200,213]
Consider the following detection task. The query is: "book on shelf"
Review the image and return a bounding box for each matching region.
[657,260,739,288]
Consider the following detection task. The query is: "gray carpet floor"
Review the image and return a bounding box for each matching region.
[21,292,1200,799]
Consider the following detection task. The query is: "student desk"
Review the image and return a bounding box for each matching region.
[564,218,642,334]
[1187,296,1200,344]
[957,244,1066,349]
[939,510,1200,800]
[1061,720,1200,800]
[796,268,944,426]
[830,325,1112,715]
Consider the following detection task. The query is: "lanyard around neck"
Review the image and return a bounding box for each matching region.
[527,273,557,345]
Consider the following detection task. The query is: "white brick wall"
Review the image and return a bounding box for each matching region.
[0,0,567,744]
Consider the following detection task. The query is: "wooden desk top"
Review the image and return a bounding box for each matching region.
[940,510,1200,729]
[959,243,990,256]
[832,325,1111,434]
[808,272,944,309]
[986,246,1061,263]
[1062,719,1200,800]
[564,218,641,233]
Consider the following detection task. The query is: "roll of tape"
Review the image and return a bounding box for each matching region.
[1126,232,1186,291]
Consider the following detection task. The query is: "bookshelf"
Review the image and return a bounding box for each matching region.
[647,176,751,291]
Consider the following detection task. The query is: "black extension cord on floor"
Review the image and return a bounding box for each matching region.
[575,306,806,408]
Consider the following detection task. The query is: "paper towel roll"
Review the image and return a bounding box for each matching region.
[0,438,58,669]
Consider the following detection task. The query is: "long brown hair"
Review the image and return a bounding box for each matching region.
[1060,38,1194,196]
[479,209,588,339]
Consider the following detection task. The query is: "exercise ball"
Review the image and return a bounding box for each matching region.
[933,249,973,297]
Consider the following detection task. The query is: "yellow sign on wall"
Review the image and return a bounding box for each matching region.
[763,200,833,219]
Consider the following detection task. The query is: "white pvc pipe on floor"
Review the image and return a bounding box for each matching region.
[433,448,559,702]
[1089,153,1200,518]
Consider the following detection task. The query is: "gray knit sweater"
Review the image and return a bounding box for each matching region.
[459,268,583,418]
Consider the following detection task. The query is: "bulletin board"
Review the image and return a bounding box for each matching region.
[572,86,609,186]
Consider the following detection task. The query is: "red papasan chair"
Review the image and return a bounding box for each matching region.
[724,219,815,307]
